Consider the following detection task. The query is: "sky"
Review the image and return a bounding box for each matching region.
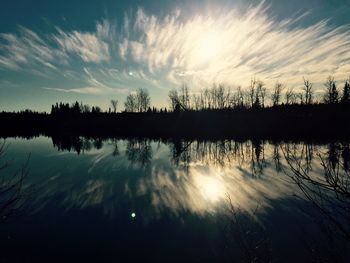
[1,0,350,112]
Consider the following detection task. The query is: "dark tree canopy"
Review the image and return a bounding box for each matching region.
[341,81,350,104]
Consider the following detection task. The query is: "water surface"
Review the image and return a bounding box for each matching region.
[0,137,349,262]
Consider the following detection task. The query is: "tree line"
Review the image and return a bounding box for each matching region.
[50,88,156,115]
[51,101,103,115]
[119,75,350,113]
[167,76,350,111]
[47,75,350,115]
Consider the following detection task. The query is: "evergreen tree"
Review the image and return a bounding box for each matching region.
[253,93,261,109]
[341,81,350,104]
[330,83,339,104]
[324,76,339,104]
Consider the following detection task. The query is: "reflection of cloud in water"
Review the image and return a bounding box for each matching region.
[47,151,74,157]
[136,160,295,216]
[78,179,106,206]
[87,152,112,174]
[18,138,334,220]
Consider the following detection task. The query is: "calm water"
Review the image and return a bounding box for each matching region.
[0,137,349,262]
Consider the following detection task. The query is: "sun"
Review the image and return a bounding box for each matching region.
[193,30,223,65]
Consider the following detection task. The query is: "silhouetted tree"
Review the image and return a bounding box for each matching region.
[256,81,267,108]
[51,101,84,115]
[72,101,81,114]
[110,99,118,113]
[253,94,261,109]
[179,83,190,109]
[168,88,179,111]
[248,77,256,108]
[303,78,313,105]
[203,88,211,109]
[136,88,151,112]
[253,90,261,109]
[192,94,201,110]
[124,93,137,112]
[324,76,339,104]
[341,80,350,104]
[296,92,304,104]
[168,84,193,111]
[91,106,101,113]
[50,104,55,115]
[235,86,245,108]
[214,84,227,109]
[285,87,296,105]
[81,104,91,113]
[272,82,284,106]
[174,103,181,113]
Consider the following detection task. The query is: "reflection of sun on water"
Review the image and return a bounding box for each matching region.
[197,175,225,203]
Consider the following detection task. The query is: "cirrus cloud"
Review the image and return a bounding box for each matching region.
[0,20,112,71]
[1,3,350,101]
[119,3,350,89]
[53,27,110,63]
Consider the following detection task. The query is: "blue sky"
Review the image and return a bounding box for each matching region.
[1,0,350,112]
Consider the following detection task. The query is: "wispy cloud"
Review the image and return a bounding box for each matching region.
[53,27,110,63]
[120,4,350,89]
[0,55,18,70]
[1,3,350,97]
[44,86,104,95]
[0,26,67,70]
[0,20,112,71]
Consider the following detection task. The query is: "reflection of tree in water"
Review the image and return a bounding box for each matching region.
[273,143,282,173]
[165,139,350,261]
[52,135,83,153]
[282,143,350,261]
[4,136,348,261]
[15,135,350,261]
[342,143,350,172]
[126,139,153,167]
[93,138,103,150]
[51,136,104,154]
[169,139,268,177]
[222,197,272,263]
[81,137,92,152]
[0,141,31,223]
[251,139,265,176]
[111,138,119,157]
[328,142,341,170]
[169,139,192,172]
[214,141,350,262]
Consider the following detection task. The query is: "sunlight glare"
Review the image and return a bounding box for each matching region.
[198,175,225,203]
[194,30,223,64]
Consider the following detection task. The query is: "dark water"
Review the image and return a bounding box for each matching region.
[0,137,350,262]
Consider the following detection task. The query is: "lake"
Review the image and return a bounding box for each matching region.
[0,136,349,262]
